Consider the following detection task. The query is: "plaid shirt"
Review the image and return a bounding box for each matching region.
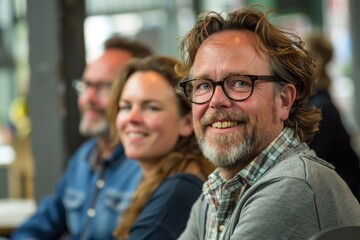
[202,127,300,239]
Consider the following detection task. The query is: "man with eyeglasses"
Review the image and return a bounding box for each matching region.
[176,6,360,240]
[12,36,152,240]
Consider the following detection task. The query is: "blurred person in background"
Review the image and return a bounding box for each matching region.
[108,56,214,240]
[306,33,360,200]
[11,36,152,240]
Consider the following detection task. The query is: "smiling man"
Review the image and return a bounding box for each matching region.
[176,6,360,240]
[12,36,152,240]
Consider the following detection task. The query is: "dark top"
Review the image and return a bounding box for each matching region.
[128,173,204,240]
[309,90,360,200]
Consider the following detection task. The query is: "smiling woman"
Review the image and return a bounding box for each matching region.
[115,70,188,165]
[107,55,214,240]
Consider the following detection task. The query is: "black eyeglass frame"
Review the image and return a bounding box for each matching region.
[177,74,278,104]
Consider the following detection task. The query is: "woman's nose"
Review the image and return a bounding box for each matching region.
[127,107,143,123]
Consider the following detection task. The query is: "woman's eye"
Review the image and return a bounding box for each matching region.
[146,105,161,111]
[119,105,131,111]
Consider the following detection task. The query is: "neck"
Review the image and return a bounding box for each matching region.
[219,166,241,181]
[138,159,161,180]
[97,136,114,160]
[184,161,208,181]
[219,158,253,180]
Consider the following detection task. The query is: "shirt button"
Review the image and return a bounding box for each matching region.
[219,225,225,232]
[96,179,105,188]
[87,208,96,217]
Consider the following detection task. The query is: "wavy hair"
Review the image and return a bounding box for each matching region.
[108,55,214,239]
[176,5,321,142]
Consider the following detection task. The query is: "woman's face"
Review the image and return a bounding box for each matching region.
[115,71,192,163]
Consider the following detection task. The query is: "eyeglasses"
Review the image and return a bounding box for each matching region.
[72,79,113,98]
[176,75,277,104]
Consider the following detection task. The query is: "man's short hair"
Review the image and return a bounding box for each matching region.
[104,35,152,58]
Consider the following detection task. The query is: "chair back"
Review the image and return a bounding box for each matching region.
[308,226,360,240]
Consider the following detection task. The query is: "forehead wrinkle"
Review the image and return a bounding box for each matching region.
[193,43,225,80]
[193,30,271,81]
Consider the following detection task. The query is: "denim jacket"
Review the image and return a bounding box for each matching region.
[11,138,142,240]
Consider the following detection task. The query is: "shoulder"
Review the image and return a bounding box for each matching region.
[261,145,335,181]
[244,146,338,202]
[309,91,340,118]
[154,173,203,199]
[74,138,98,153]
[131,174,204,238]
[248,146,357,209]
[309,90,332,107]
[146,174,203,210]
[164,173,204,187]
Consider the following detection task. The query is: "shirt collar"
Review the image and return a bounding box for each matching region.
[239,127,300,185]
[90,143,127,170]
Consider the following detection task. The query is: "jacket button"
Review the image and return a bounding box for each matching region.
[87,208,96,217]
[96,179,105,188]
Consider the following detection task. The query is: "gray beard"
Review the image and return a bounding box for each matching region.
[79,117,109,137]
[197,130,252,169]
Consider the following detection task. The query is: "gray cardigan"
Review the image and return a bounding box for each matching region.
[179,143,360,240]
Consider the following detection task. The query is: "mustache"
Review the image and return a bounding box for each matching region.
[200,110,249,125]
[82,106,106,114]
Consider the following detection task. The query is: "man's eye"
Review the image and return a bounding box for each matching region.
[234,80,248,87]
[229,79,251,89]
[199,83,211,90]
[99,83,113,90]
[195,81,212,91]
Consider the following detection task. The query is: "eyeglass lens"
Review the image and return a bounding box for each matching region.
[185,75,254,103]
[73,80,112,97]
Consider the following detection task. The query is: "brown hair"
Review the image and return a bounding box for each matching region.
[104,34,153,58]
[176,5,321,142]
[108,55,214,239]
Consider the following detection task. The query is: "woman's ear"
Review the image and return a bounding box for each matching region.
[179,112,193,137]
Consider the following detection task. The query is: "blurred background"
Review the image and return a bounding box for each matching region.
[0,0,359,232]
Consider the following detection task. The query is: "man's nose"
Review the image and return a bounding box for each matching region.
[81,86,100,102]
[209,84,232,108]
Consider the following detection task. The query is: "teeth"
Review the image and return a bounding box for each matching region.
[128,132,145,138]
[212,121,238,129]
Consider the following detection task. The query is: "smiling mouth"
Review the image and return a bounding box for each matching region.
[211,121,240,129]
[128,132,146,138]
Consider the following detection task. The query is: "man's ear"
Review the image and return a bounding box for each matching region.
[179,112,194,137]
[279,83,296,121]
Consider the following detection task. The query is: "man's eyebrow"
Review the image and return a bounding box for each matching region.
[192,71,249,80]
